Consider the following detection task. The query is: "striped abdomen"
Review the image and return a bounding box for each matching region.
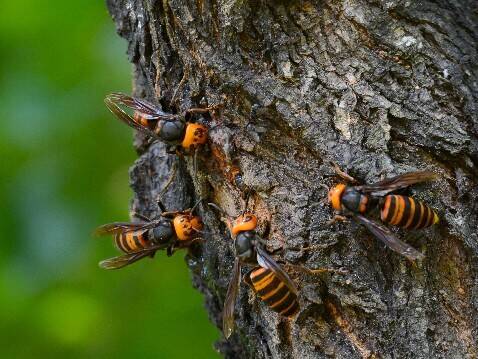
[248,267,299,317]
[115,229,150,253]
[380,195,439,229]
[133,112,156,129]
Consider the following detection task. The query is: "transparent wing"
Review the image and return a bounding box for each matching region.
[223,258,241,339]
[357,171,438,196]
[99,245,164,270]
[93,221,156,237]
[354,214,424,261]
[106,93,170,118]
[256,246,298,295]
[104,96,163,140]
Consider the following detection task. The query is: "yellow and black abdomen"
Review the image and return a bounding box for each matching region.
[133,112,157,129]
[380,195,439,229]
[114,229,150,253]
[248,267,299,317]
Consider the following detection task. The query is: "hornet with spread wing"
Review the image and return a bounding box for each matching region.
[94,200,203,269]
[328,170,439,260]
[210,204,300,339]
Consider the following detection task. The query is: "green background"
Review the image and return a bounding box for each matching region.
[0,1,219,357]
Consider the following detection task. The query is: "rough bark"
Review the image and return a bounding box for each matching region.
[106,1,478,358]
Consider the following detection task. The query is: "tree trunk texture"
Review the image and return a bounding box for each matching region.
[106,1,478,358]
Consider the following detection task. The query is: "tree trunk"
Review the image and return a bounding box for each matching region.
[106,1,478,358]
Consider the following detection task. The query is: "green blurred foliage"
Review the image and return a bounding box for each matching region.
[0,1,219,357]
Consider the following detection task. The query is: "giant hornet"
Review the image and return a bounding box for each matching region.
[328,166,439,260]
[104,93,216,154]
[104,93,218,194]
[209,204,299,339]
[94,200,204,269]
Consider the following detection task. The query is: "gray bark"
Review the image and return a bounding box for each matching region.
[106,0,478,358]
